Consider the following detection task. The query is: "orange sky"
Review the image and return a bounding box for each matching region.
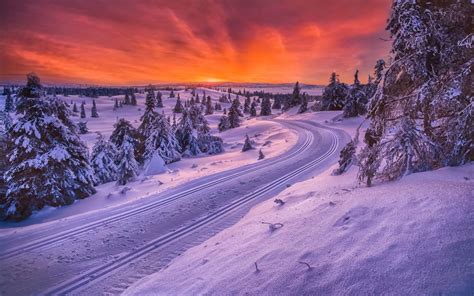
[0,0,392,85]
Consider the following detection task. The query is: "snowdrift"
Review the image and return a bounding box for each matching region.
[126,163,474,295]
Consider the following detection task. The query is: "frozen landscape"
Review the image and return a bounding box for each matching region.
[0,0,472,295]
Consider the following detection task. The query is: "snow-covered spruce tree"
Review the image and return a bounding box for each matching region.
[321,72,348,111]
[169,89,175,98]
[175,109,201,156]
[110,118,139,153]
[91,133,117,184]
[80,101,86,118]
[205,96,214,115]
[116,134,139,185]
[218,114,231,132]
[156,91,164,108]
[78,121,88,134]
[260,97,272,116]
[113,98,119,110]
[298,94,308,113]
[343,70,369,118]
[242,135,253,152]
[72,102,78,113]
[283,81,302,110]
[189,104,210,135]
[91,99,99,118]
[4,92,14,112]
[124,92,131,105]
[144,112,181,164]
[3,73,96,220]
[195,93,200,104]
[358,0,473,186]
[250,101,257,117]
[173,95,183,113]
[228,98,241,128]
[243,95,251,113]
[130,92,137,106]
[0,114,10,211]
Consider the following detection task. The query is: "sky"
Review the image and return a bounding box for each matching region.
[0,0,392,85]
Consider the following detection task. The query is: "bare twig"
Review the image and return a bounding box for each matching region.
[298,261,312,270]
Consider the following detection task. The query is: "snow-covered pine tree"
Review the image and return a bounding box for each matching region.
[91,133,117,184]
[113,98,119,110]
[130,92,137,106]
[343,70,368,117]
[110,118,139,153]
[72,102,78,113]
[228,98,241,128]
[124,92,131,105]
[173,95,183,113]
[175,109,201,156]
[116,134,139,185]
[242,135,253,152]
[144,113,181,164]
[260,97,272,116]
[189,104,210,135]
[195,93,200,104]
[298,94,308,113]
[218,115,230,132]
[91,99,99,118]
[80,101,86,118]
[169,89,175,98]
[291,81,302,107]
[358,0,472,185]
[243,95,251,113]
[78,121,88,134]
[205,96,214,115]
[156,91,164,108]
[3,73,96,220]
[250,101,257,117]
[321,72,348,110]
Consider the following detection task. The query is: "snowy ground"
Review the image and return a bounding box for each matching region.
[126,110,474,295]
[127,160,474,295]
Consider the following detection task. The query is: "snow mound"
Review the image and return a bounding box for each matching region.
[143,152,168,176]
[126,164,474,295]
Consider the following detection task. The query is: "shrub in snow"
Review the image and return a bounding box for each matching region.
[358,1,472,185]
[91,99,99,118]
[333,139,357,176]
[320,72,348,111]
[91,133,117,185]
[198,135,224,155]
[2,74,95,220]
[116,134,139,185]
[218,115,231,132]
[169,89,175,98]
[78,121,88,134]
[258,149,265,160]
[242,135,253,152]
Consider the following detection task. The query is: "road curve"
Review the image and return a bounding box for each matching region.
[0,119,349,295]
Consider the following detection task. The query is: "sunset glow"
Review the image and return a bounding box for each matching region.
[0,0,392,85]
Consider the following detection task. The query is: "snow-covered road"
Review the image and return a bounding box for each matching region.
[0,119,349,295]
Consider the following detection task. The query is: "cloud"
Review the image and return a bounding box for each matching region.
[0,0,392,84]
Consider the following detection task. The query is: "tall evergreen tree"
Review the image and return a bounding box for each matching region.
[72,102,78,113]
[175,109,201,155]
[250,101,257,117]
[80,101,86,118]
[243,95,251,113]
[260,97,272,116]
[3,73,95,220]
[205,96,214,115]
[4,93,13,112]
[124,93,131,105]
[321,72,349,110]
[130,92,137,106]
[116,134,139,185]
[144,113,181,164]
[91,99,99,118]
[110,118,139,152]
[156,91,164,108]
[343,70,368,117]
[228,98,241,128]
[173,95,183,113]
[91,133,117,184]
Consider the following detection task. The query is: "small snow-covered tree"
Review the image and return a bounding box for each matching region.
[228,98,241,128]
[130,92,137,106]
[242,135,253,152]
[272,97,282,110]
[205,96,214,115]
[250,101,257,117]
[143,112,181,164]
[260,97,272,116]
[169,89,175,98]
[78,121,88,134]
[243,95,251,114]
[156,91,164,108]
[91,99,99,118]
[343,70,368,117]
[116,134,139,185]
[321,73,348,111]
[175,109,201,156]
[72,102,78,113]
[80,101,86,118]
[110,118,139,154]
[124,93,131,105]
[173,95,183,113]
[218,115,230,132]
[298,94,308,113]
[91,133,117,184]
